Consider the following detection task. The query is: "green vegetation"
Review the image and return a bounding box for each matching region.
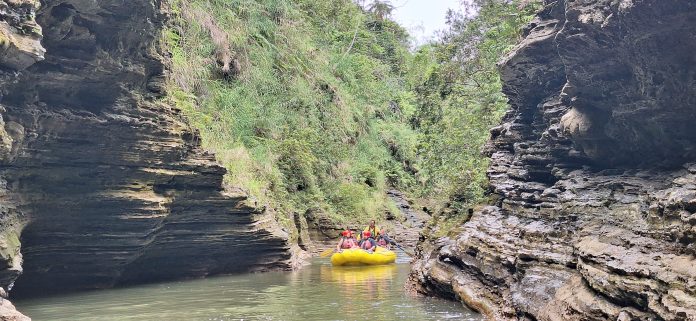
[164,0,539,231]
[165,0,418,227]
[408,0,541,226]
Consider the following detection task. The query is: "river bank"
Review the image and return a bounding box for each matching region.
[12,189,463,321]
[305,189,429,256]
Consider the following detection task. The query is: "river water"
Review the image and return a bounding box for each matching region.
[15,257,480,321]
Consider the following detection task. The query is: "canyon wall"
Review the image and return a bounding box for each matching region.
[0,0,298,307]
[411,1,696,320]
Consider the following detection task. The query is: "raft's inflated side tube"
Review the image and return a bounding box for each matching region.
[330,247,396,266]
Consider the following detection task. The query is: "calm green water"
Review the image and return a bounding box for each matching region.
[15,258,480,321]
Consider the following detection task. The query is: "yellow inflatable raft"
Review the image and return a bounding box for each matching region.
[330,247,396,266]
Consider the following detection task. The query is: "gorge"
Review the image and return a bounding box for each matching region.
[0,0,694,320]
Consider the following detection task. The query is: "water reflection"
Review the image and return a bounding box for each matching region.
[16,260,481,321]
[321,265,397,318]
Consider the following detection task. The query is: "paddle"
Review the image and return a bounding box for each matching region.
[319,248,336,257]
[392,242,415,258]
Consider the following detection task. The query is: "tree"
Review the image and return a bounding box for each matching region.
[368,0,395,20]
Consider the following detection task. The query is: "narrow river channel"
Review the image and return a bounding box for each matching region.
[15,257,481,321]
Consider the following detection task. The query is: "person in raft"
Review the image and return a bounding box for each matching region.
[359,231,377,252]
[336,230,358,252]
[348,230,358,244]
[376,229,395,250]
[361,220,381,240]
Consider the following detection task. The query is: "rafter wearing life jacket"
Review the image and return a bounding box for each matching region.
[337,230,358,250]
[359,220,381,241]
[376,229,394,249]
[359,231,377,251]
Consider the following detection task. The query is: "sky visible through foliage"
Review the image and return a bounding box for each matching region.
[388,0,464,45]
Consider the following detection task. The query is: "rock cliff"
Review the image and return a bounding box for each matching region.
[0,0,298,308]
[411,1,696,320]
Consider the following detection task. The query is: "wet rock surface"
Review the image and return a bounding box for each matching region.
[0,0,297,307]
[411,1,696,320]
[386,189,429,250]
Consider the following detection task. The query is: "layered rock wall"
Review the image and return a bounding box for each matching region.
[411,1,696,320]
[0,0,297,304]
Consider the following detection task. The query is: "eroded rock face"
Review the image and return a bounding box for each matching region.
[0,0,45,70]
[0,0,297,304]
[411,1,696,320]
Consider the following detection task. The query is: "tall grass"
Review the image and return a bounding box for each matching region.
[165,0,418,229]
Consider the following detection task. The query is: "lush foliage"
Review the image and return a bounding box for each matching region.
[408,0,541,218]
[165,0,418,227]
[165,0,540,231]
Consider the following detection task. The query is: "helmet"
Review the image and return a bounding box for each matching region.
[342,231,349,237]
[363,231,371,238]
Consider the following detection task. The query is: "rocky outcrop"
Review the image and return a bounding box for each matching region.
[0,0,44,70]
[0,298,27,321]
[0,0,298,305]
[411,1,696,320]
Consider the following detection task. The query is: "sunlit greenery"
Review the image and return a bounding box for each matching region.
[164,0,540,231]
[165,0,419,228]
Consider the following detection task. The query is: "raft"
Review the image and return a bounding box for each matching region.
[330,247,396,266]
